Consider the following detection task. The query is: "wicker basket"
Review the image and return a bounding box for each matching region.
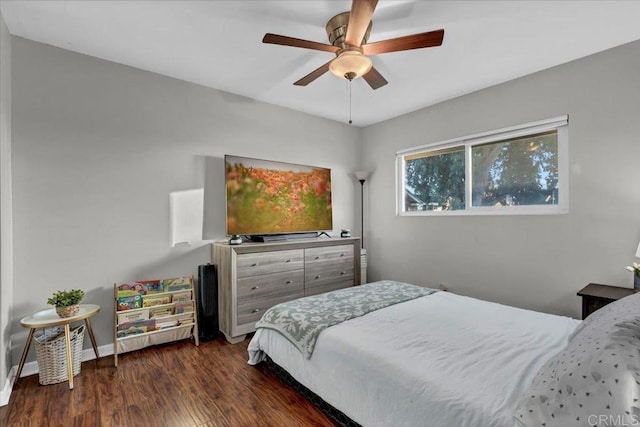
[34,325,85,385]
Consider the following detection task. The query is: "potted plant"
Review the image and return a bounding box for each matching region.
[625,262,640,290]
[47,289,85,318]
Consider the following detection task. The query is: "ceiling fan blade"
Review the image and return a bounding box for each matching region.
[362,66,388,90]
[345,0,378,47]
[293,60,332,86]
[263,33,340,53]
[362,29,444,56]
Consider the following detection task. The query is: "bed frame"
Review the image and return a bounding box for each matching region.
[264,357,361,427]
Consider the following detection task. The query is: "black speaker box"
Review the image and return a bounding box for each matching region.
[197,264,219,341]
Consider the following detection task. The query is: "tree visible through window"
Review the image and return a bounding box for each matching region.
[405,148,465,211]
[397,117,568,215]
[471,131,558,207]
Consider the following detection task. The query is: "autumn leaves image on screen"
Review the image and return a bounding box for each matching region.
[226,159,332,235]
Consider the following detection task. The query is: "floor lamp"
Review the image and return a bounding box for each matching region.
[354,171,369,249]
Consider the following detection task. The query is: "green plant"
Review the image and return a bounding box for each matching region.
[47,289,85,307]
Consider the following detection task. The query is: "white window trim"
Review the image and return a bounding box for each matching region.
[396,116,569,216]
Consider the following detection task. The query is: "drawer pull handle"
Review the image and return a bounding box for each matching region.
[251,286,260,290]
[285,280,292,284]
[315,275,321,279]
[340,271,346,275]
[285,259,291,263]
[251,308,261,313]
[251,263,258,267]
[315,256,320,260]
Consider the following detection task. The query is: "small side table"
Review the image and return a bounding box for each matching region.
[577,283,636,319]
[16,304,101,389]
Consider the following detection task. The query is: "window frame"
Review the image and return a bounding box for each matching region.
[396,116,569,216]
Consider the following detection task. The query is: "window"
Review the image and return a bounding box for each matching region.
[397,116,568,215]
[404,147,465,211]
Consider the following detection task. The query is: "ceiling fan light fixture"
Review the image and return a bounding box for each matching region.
[329,51,372,80]
[263,0,442,90]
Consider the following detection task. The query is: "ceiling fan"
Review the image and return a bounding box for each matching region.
[262,0,445,90]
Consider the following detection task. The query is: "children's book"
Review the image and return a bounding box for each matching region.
[163,276,192,292]
[174,301,194,314]
[142,294,171,308]
[117,308,149,324]
[149,305,174,318]
[138,280,163,294]
[171,291,191,303]
[117,294,142,311]
[117,282,147,294]
[116,319,156,337]
[156,318,179,329]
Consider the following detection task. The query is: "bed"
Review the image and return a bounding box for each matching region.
[248,281,640,427]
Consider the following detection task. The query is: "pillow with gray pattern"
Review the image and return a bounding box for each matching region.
[513,292,640,427]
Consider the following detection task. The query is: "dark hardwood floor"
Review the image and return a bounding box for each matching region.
[0,336,334,426]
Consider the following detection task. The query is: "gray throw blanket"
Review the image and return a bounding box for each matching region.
[255,280,437,358]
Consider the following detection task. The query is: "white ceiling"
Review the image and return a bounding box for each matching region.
[2,1,640,127]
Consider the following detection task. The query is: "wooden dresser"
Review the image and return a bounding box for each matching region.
[212,238,360,343]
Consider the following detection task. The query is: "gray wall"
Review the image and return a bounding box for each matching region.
[10,37,361,364]
[0,11,13,391]
[362,39,640,318]
[7,32,640,371]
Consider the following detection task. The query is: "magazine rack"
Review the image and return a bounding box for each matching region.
[113,276,199,367]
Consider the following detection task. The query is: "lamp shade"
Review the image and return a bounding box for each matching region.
[636,241,640,258]
[354,170,370,181]
[329,51,372,80]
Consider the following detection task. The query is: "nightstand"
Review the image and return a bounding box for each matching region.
[577,283,636,319]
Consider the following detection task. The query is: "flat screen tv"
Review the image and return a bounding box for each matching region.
[225,155,333,237]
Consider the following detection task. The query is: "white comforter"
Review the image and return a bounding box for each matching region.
[248,290,580,427]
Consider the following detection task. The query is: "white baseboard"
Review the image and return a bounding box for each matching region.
[0,342,114,407]
[0,366,16,406]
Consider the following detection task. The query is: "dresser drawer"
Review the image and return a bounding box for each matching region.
[305,265,354,289]
[237,270,304,300]
[237,291,304,325]
[305,244,354,264]
[237,249,304,278]
[213,238,361,344]
[304,280,354,297]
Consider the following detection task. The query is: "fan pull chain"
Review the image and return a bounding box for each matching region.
[348,79,353,124]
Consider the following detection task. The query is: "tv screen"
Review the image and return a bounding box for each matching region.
[225,155,333,236]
